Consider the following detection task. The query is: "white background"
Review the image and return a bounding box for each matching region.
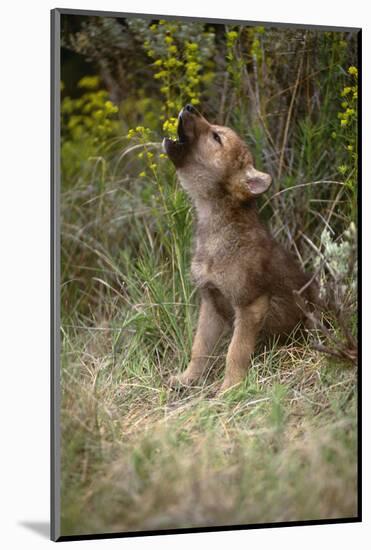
[0,0,369,547]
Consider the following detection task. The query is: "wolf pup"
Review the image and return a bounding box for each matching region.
[163,105,316,393]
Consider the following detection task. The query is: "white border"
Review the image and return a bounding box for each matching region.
[1,1,369,548]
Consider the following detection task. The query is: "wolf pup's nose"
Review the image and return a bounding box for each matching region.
[184,104,196,114]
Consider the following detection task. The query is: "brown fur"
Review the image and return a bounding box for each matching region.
[163,105,317,393]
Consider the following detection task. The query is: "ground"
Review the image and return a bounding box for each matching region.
[61,323,357,536]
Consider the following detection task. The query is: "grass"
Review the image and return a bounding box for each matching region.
[61,320,357,536]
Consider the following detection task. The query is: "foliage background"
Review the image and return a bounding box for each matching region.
[60,14,358,536]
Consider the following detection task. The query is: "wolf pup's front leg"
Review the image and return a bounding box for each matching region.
[219,295,269,394]
[169,296,226,387]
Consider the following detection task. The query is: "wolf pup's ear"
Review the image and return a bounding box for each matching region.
[245,166,272,196]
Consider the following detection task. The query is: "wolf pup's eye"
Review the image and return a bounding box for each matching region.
[212,132,222,145]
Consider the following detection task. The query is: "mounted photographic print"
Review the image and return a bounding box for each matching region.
[51,8,361,541]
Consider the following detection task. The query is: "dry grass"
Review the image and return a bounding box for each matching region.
[61,321,357,536]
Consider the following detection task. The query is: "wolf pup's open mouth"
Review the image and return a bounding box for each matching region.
[176,115,187,143]
[163,108,188,150]
[162,106,196,166]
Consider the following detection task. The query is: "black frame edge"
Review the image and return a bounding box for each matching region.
[55,7,361,32]
[56,517,360,542]
[356,28,362,523]
[51,7,61,543]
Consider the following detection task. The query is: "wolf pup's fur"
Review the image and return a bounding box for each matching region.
[163,105,316,393]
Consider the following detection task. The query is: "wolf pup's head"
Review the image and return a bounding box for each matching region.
[163,105,272,202]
